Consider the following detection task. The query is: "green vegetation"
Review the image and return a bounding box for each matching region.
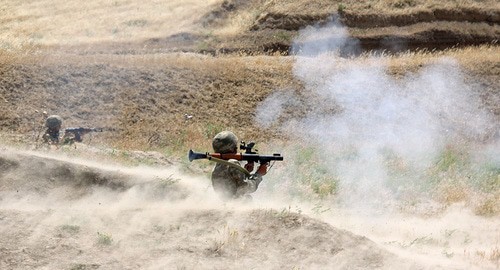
[70,264,100,270]
[263,145,339,200]
[96,232,113,246]
[391,0,417,8]
[60,224,81,235]
[151,175,181,199]
[274,31,293,43]
[204,122,224,139]
[337,3,346,14]
[124,19,148,27]
[261,142,498,216]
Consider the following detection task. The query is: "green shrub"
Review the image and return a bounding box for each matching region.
[96,232,113,246]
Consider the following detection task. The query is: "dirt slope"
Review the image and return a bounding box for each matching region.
[0,54,298,148]
[0,149,420,270]
[0,49,498,150]
[51,0,500,55]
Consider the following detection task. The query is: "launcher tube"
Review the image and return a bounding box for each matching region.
[188,150,283,163]
[209,153,283,163]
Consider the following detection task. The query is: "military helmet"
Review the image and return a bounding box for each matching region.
[212,131,239,153]
[45,115,63,129]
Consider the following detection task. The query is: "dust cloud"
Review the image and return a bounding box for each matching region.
[254,20,499,269]
[1,147,425,269]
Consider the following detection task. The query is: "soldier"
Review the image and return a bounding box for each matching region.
[42,115,63,144]
[211,131,268,200]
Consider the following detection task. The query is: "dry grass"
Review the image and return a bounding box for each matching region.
[0,0,220,47]
[0,45,497,152]
[238,0,500,15]
[2,0,498,51]
[359,44,499,67]
[473,193,500,216]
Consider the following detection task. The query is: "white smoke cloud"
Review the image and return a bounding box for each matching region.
[257,20,497,210]
[291,20,360,57]
[254,91,298,128]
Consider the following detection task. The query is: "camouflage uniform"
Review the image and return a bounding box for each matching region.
[212,161,262,200]
[42,115,63,144]
[211,131,263,200]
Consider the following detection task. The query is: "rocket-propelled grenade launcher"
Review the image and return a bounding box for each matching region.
[188,141,283,164]
[188,150,284,163]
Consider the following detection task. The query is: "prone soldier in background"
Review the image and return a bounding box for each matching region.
[40,114,104,146]
[42,115,63,144]
[211,131,268,200]
[62,127,104,145]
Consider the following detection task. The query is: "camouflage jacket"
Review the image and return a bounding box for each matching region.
[43,128,60,144]
[211,160,262,200]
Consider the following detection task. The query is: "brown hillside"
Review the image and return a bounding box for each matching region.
[39,0,497,55]
[0,49,498,150]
